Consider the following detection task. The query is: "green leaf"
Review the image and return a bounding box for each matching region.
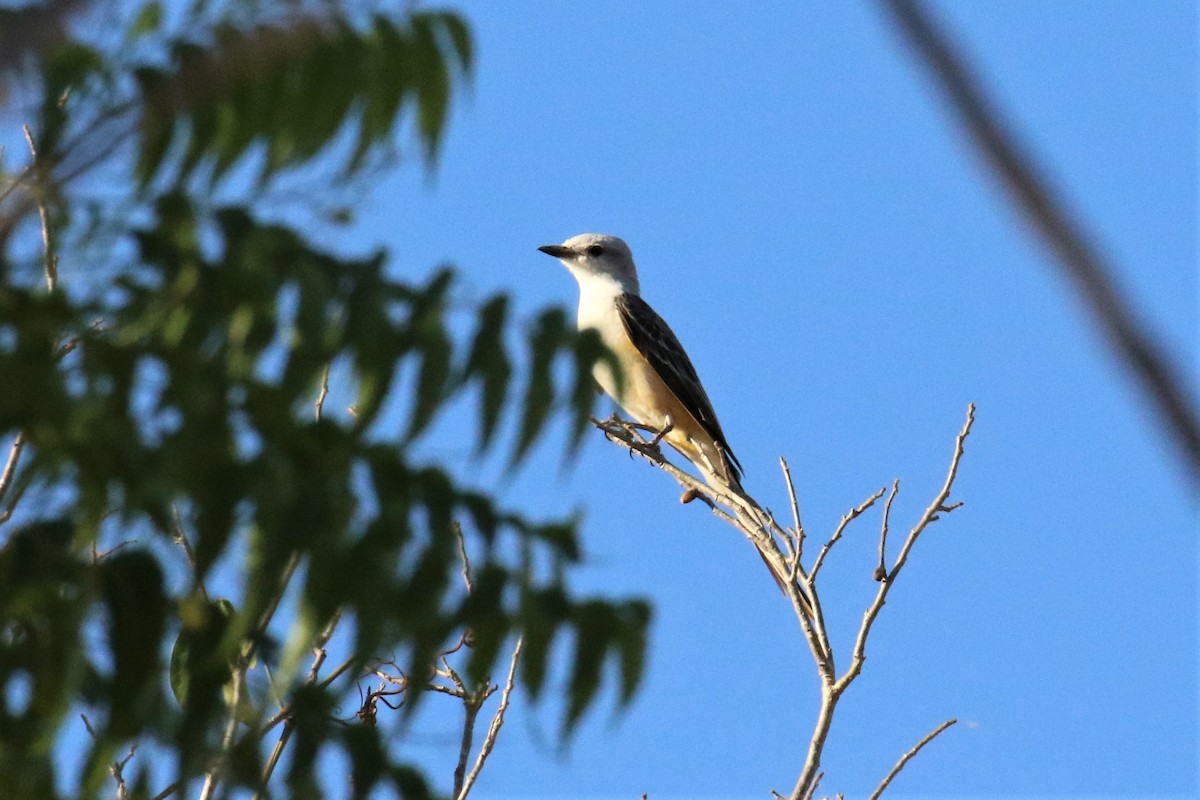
[567,327,607,457]
[564,601,615,734]
[464,295,511,450]
[101,550,167,738]
[134,67,174,187]
[512,308,568,466]
[410,13,452,162]
[518,586,568,700]
[344,725,387,800]
[129,0,162,39]
[615,601,651,705]
[438,13,474,73]
[407,320,451,440]
[169,596,234,705]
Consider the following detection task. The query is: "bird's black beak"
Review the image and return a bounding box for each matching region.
[538,244,575,258]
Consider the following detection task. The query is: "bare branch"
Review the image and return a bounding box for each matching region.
[780,457,805,572]
[597,406,974,800]
[884,0,1200,486]
[0,432,26,511]
[836,404,974,696]
[875,480,901,582]
[255,608,344,796]
[457,638,523,800]
[315,364,331,421]
[451,693,482,799]
[171,505,208,600]
[809,487,886,582]
[868,718,957,799]
[199,668,244,800]
[110,743,138,800]
[22,125,57,292]
[150,782,180,800]
[455,521,474,593]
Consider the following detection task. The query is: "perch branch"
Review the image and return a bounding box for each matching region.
[593,405,973,799]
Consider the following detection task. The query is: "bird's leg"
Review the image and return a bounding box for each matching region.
[649,414,674,448]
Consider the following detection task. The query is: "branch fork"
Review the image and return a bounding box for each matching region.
[594,403,976,798]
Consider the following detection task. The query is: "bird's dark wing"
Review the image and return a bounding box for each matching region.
[615,292,743,479]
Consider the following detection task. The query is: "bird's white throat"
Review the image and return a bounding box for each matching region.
[570,268,635,332]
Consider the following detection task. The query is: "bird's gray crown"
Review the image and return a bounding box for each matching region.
[538,233,640,294]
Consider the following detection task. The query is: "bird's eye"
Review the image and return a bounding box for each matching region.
[585,244,604,257]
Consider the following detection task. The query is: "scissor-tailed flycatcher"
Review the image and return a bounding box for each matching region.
[541,233,812,610]
[539,233,743,492]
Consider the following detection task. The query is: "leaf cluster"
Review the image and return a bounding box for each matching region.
[0,3,649,798]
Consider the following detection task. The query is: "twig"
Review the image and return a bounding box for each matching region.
[0,478,28,524]
[150,783,180,800]
[171,505,207,600]
[809,487,886,581]
[315,364,330,421]
[199,668,244,800]
[204,552,301,799]
[875,480,900,581]
[595,406,975,800]
[867,718,957,799]
[835,405,974,696]
[780,457,805,572]
[22,125,57,292]
[255,608,344,797]
[793,406,973,799]
[0,432,25,510]
[259,653,356,736]
[885,0,1200,486]
[457,638,522,800]
[111,742,138,800]
[455,521,473,593]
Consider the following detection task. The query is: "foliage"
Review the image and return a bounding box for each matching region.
[0,3,648,798]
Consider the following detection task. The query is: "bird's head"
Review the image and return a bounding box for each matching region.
[539,233,640,295]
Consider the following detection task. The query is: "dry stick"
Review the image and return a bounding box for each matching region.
[199,668,244,800]
[0,432,25,510]
[837,405,973,696]
[200,552,301,798]
[791,404,975,799]
[596,409,974,798]
[598,417,828,664]
[779,457,805,576]
[259,653,356,736]
[454,521,474,593]
[250,366,342,791]
[254,609,344,798]
[0,129,58,528]
[149,783,180,800]
[22,125,57,292]
[884,0,1200,486]
[315,364,331,421]
[875,480,901,581]
[457,638,523,800]
[809,488,886,582]
[868,718,957,800]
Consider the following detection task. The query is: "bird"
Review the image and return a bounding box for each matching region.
[541,233,815,610]
[538,233,744,493]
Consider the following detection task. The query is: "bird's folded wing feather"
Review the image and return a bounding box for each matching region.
[615,293,743,478]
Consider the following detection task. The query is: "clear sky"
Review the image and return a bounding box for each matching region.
[345,1,1197,797]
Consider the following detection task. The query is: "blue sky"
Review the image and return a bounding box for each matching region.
[347,1,1197,797]
[4,0,1192,797]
